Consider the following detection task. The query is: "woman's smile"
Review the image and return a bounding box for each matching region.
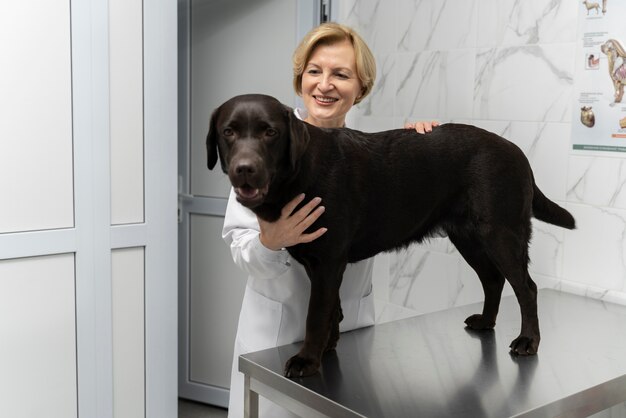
[313,95,339,105]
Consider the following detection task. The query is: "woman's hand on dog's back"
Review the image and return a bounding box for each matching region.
[405,120,439,134]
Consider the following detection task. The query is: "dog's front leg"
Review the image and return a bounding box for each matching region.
[284,261,346,378]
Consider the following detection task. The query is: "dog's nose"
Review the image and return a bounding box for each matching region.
[235,162,256,176]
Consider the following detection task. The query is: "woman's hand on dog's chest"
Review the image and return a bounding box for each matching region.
[258,193,327,251]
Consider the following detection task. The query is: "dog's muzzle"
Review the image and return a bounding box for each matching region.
[229,160,269,208]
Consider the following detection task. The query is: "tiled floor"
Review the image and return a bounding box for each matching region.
[179,399,228,418]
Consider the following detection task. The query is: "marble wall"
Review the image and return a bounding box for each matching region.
[337,0,626,321]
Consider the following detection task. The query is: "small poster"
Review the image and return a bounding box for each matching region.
[572,0,626,152]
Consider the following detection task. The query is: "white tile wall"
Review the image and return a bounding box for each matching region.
[473,44,575,122]
[476,0,578,47]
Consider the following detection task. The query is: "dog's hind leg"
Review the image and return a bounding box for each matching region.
[481,226,540,356]
[506,269,539,355]
[449,233,505,330]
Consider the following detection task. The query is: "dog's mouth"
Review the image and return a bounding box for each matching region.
[234,183,269,207]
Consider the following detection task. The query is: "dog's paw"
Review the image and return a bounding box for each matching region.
[284,354,320,378]
[509,335,539,356]
[464,314,496,330]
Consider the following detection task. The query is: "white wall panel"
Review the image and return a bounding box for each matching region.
[0,254,77,418]
[0,1,73,233]
[189,214,247,389]
[112,247,145,418]
[110,0,145,225]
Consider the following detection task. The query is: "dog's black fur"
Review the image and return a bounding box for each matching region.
[207,94,576,377]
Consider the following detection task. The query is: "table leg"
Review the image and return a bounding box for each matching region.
[244,374,259,418]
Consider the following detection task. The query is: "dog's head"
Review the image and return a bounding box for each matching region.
[206,94,310,208]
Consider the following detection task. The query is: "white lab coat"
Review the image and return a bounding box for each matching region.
[223,109,376,418]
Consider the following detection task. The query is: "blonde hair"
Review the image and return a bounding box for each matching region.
[292,23,376,105]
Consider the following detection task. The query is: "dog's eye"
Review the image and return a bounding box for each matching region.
[266,128,278,137]
[223,128,234,136]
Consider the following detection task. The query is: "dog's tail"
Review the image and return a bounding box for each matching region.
[532,183,576,229]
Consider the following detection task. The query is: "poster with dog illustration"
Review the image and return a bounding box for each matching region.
[572,0,626,152]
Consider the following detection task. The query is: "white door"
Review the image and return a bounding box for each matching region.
[0,1,177,417]
[177,0,323,407]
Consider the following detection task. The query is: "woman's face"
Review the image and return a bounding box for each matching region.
[301,40,363,128]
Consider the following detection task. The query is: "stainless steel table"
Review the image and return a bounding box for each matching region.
[240,290,626,417]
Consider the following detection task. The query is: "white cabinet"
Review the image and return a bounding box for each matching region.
[0,1,177,417]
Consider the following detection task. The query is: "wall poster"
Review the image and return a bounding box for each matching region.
[572,0,626,152]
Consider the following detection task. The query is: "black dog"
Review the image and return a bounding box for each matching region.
[206,94,575,378]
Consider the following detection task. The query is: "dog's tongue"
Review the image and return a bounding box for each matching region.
[237,186,259,199]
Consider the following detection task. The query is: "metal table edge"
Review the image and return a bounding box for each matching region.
[239,355,366,418]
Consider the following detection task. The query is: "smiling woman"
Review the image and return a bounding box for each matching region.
[292,22,376,128]
[300,40,363,128]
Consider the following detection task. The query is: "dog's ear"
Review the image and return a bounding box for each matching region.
[285,106,310,171]
[206,107,220,170]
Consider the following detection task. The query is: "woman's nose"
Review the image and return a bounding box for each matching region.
[317,74,333,92]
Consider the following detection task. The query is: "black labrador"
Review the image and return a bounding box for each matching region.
[206,94,575,378]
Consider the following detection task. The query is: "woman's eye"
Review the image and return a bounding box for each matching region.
[223,128,234,136]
